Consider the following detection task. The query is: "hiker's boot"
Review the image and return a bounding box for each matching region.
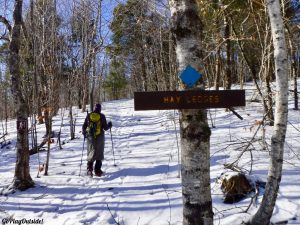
[87,161,93,177]
[94,170,103,177]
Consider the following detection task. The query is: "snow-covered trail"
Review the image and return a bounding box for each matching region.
[101,100,183,225]
[0,99,183,225]
[1,97,300,225]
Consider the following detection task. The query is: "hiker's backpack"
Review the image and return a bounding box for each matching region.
[87,112,101,138]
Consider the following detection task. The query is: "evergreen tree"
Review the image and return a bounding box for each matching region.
[108,0,176,92]
[104,58,127,100]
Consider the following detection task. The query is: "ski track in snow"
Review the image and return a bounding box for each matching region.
[0,95,300,225]
[0,100,183,225]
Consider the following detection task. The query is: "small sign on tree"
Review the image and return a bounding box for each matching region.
[17,118,27,132]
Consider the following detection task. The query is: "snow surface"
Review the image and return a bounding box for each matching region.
[1,87,300,225]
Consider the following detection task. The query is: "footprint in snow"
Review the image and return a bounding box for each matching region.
[77,211,86,219]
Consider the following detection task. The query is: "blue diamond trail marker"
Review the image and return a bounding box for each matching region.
[179,65,202,87]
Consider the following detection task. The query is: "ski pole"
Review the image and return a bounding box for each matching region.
[79,110,89,176]
[110,128,116,166]
[79,135,85,176]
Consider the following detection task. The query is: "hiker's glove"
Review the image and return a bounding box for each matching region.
[108,121,112,129]
[82,131,87,138]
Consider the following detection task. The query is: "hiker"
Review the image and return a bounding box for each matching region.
[82,103,112,177]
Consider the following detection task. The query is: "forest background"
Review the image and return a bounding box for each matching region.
[1,0,300,126]
[1,0,300,224]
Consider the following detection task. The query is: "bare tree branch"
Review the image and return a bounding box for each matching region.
[0,33,9,41]
[0,15,12,33]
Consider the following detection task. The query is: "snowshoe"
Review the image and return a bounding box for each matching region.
[94,170,104,177]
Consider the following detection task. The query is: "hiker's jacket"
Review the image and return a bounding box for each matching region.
[82,111,111,161]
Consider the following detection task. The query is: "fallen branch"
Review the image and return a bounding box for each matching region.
[0,133,7,140]
[227,106,273,168]
[29,138,48,155]
[244,180,266,213]
[224,163,245,173]
[106,203,122,225]
[244,183,260,213]
[289,89,300,94]
[228,108,244,120]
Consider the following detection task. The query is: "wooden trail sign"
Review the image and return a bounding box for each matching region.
[134,90,245,111]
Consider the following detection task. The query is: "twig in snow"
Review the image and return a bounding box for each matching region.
[136,217,140,225]
[227,104,274,170]
[244,183,260,213]
[227,119,265,169]
[0,133,7,141]
[106,203,121,225]
[288,120,300,133]
[162,184,172,225]
[212,207,221,225]
[57,108,66,150]
[285,141,300,161]
[214,205,248,216]
[224,163,244,173]
[170,110,180,178]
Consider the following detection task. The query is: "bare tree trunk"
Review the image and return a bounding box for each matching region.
[69,105,75,140]
[214,47,221,90]
[249,0,288,224]
[168,29,177,90]
[232,22,272,119]
[67,71,75,140]
[224,16,232,90]
[44,114,52,176]
[9,0,34,191]
[169,0,213,224]
[90,56,96,112]
[288,35,299,110]
[77,88,82,109]
[30,0,43,125]
[293,55,299,110]
[4,89,8,134]
[140,49,148,91]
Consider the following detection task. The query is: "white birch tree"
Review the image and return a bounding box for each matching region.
[0,0,34,191]
[168,0,213,224]
[248,0,289,224]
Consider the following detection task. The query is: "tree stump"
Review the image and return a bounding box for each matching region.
[220,172,254,203]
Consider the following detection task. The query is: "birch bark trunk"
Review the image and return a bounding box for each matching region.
[9,0,34,190]
[168,1,213,224]
[249,0,288,224]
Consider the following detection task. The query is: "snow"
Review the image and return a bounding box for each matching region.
[1,88,300,225]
